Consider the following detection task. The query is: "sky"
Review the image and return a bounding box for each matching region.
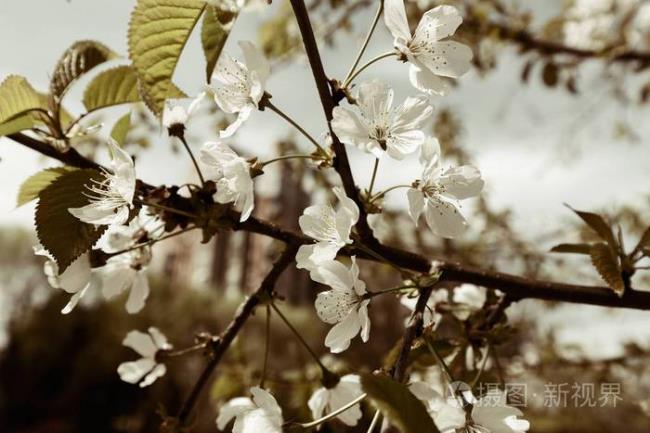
[1,0,650,355]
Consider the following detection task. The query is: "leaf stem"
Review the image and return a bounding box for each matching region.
[264,100,326,154]
[298,393,367,429]
[344,51,396,88]
[343,1,384,84]
[270,302,329,373]
[178,135,205,186]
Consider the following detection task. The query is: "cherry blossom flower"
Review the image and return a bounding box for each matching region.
[216,387,284,433]
[34,247,97,314]
[407,138,483,238]
[470,390,530,433]
[69,140,135,227]
[311,257,370,353]
[308,374,364,426]
[331,80,433,159]
[118,327,171,387]
[384,0,473,96]
[296,187,359,271]
[162,103,189,129]
[100,220,152,314]
[191,41,270,138]
[410,381,466,432]
[200,141,255,221]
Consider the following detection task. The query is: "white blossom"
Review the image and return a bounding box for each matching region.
[384,0,473,96]
[162,103,189,128]
[118,327,171,387]
[34,247,97,314]
[200,141,255,222]
[68,140,136,227]
[296,187,359,271]
[410,381,466,432]
[308,374,364,426]
[452,283,487,320]
[312,258,370,353]
[407,138,483,238]
[191,41,270,138]
[216,387,284,433]
[471,390,530,433]
[100,220,152,314]
[331,80,433,160]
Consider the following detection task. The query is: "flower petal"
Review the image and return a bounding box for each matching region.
[123,329,157,358]
[307,387,329,421]
[239,41,270,84]
[324,309,361,353]
[407,188,425,224]
[331,106,378,155]
[139,363,166,387]
[118,358,155,384]
[58,253,92,294]
[125,271,149,314]
[424,197,467,238]
[409,64,450,96]
[438,165,484,200]
[216,397,255,430]
[413,5,464,43]
[384,0,412,43]
[416,41,473,78]
[250,386,283,419]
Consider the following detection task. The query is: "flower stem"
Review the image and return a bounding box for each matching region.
[162,341,210,359]
[366,284,418,298]
[343,1,384,84]
[298,393,367,429]
[369,184,411,203]
[138,200,197,219]
[261,154,318,167]
[178,135,205,186]
[424,338,455,384]
[270,302,329,373]
[470,344,493,389]
[260,305,271,388]
[264,100,326,154]
[108,226,197,257]
[366,410,381,433]
[344,51,396,88]
[367,158,380,197]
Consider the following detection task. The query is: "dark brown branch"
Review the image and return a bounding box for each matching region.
[476,19,650,65]
[391,285,434,382]
[176,244,298,425]
[288,0,376,243]
[7,132,102,170]
[8,131,650,312]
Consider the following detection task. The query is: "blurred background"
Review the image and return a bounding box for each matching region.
[1,0,650,432]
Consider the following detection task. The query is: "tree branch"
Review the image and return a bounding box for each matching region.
[390,285,434,382]
[7,131,650,312]
[176,244,298,425]
[288,0,376,243]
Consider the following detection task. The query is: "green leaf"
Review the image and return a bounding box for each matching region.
[35,169,107,272]
[17,167,77,207]
[128,0,205,116]
[567,205,618,252]
[550,243,592,255]
[50,40,118,98]
[83,66,141,112]
[589,243,625,296]
[110,112,132,146]
[0,75,44,124]
[201,4,237,83]
[0,114,36,136]
[360,373,438,433]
